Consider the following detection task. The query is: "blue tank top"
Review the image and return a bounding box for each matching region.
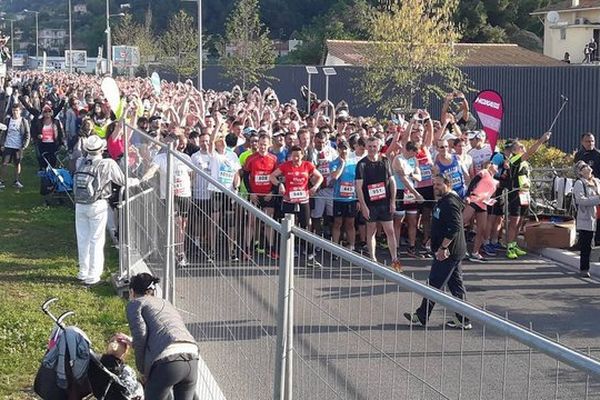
[330,158,357,202]
[436,155,466,198]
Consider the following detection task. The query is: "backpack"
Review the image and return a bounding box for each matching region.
[73,158,103,204]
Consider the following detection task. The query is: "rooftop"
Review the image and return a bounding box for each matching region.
[324,40,566,67]
[532,0,600,14]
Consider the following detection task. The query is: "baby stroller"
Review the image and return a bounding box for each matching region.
[37,153,74,206]
[33,298,139,400]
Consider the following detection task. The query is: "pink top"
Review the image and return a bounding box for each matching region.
[469,169,498,209]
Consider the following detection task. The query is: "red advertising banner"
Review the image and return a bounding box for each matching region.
[473,90,504,151]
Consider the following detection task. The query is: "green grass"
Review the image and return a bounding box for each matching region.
[0,152,128,399]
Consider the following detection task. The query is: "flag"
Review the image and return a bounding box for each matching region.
[473,90,504,151]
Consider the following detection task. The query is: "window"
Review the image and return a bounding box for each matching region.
[560,28,567,40]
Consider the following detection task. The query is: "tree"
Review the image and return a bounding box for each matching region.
[161,10,199,81]
[356,0,467,113]
[113,9,160,76]
[219,0,275,90]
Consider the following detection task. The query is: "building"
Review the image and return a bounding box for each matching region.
[73,3,88,14]
[39,28,66,53]
[226,40,302,58]
[323,39,565,66]
[531,0,600,63]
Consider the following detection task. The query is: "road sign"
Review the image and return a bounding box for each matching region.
[65,50,87,68]
[112,46,140,68]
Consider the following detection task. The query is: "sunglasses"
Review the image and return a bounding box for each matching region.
[438,145,448,149]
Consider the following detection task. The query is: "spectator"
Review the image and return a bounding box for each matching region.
[127,273,199,399]
[573,161,600,278]
[0,103,30,188]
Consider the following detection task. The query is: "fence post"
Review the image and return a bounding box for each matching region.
[503,188,509,245]
[274,214,295,400]
[165,143,175,303]
[122,118,132,281]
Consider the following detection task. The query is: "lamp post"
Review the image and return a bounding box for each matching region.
[105,0,111,76]
[23,9,39,59]
[1,18,15,59]
[182,0,203,90]
[322,67,337,119]
[68,0,72,73]
[305,66,318,114]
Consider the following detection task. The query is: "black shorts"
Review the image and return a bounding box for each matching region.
[469,202,486,213]
[417,186,435,211]
[1,147,22,164]
[211,192,233,214]
[281,201,310,229]
[333,200,357,218]
[490,187,506,216]
[508,191,527,217]
[175,196,191,217]
[396,190,419,212]
[366,203,393,223]
[256,194,275,209]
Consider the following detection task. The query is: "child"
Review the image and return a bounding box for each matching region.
[100,333,144,400]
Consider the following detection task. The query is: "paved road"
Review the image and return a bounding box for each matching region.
[172,248,600,400]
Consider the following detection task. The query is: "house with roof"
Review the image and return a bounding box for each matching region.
[323,39,565,67]
[531,0,600,63]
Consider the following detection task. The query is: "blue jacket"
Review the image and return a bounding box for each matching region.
[42,326,90,389]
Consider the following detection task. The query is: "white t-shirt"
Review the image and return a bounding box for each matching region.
[4,118,22,149]
[152,152,193,199]
[190,150,212,200]
[208,149,241,192]
[468,144,493,175]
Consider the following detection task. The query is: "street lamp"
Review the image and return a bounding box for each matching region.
[23,9,39,59]
[305,66,318,114]
[182,0,203,90]
[105,0,125,77]
[68,0,72,73]
[0,18,15,59]
[322,67,337,114]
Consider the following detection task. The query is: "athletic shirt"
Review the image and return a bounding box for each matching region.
[469,169,498,209]
[4,118,22,149]
[393,154,417,191]
[41,123,55,143]
[355,156,393,206]
[244,152,278,195]
[436,154,466,198]
[330,158,357,202]
[509,154,531,191]
[152,152,193,199]
[415,147,433,188]
[191,150,212,200]
[310,146,337,186]
[278,161,315,204]
[208,149,241,193]
[468,144,493,175]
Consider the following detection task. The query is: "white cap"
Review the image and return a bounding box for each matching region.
[84,135,106,153]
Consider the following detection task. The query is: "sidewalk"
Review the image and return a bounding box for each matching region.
[536,246,600,278]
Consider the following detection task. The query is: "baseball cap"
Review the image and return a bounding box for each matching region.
[273,130,286,138]
[467,130,485,140]
[243,127,258,137]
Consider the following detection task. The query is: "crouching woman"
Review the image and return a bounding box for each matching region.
[127,273,199,400]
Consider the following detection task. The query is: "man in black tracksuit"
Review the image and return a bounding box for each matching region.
[404,174,471,329]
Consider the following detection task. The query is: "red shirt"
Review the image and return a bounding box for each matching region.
[244,152,277,194]
[278,160,315,204]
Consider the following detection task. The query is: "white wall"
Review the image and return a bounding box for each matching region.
[543,9,600,61]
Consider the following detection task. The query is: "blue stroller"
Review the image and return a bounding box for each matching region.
[38,153,74,205]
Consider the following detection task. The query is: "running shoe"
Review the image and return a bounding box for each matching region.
[481,243,497,257]
[306,253,321,268]
[0,180,5,189]
[406,246,422,259]
[403,312,426,327]
[13,180,23,189]
[467,252,487,263]
[506,247,518,260]
[446,317,473,330]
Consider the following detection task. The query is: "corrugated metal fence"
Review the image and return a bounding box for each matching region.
[159,65,600,153]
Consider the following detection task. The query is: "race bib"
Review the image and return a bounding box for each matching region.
[289,188,308,203]
[421,164,432,180]
[219,170,235,185]
[318,166,330,176]
[519,191,530,206]
[403,190,416,205]
[254,173,270,185]
[450,172,461,187]
[340,182,355,197]
[368,182,386,201]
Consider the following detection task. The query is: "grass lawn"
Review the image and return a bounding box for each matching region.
[0,152,129,399]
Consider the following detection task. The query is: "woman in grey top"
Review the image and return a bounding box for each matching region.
[127,273,199,399]
[573,161,600,278]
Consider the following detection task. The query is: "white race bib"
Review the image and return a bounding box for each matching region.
[368,183,386,201]
[340,182,355,197]
[289,189,308,203]
[219,170,235,185]
[254,174,270,184]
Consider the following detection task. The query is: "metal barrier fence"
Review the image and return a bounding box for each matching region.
[118,124,600,399]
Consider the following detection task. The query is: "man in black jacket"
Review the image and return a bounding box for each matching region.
[404,174,471,329]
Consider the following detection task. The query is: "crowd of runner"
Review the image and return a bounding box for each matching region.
[0,70,550,270]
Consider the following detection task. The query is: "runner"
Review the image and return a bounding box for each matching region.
[270,145,323,266]
[329,140,357,253]
[434,139,468,198]
[307,131,338,237]
[355,137,402,271]
[244,133,279,260]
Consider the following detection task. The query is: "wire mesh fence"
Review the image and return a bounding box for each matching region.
[118,124,600,399]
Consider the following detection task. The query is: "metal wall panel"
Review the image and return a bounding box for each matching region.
[160,65,600,152]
